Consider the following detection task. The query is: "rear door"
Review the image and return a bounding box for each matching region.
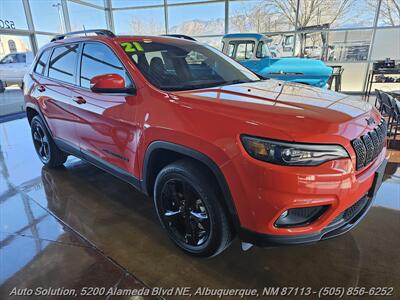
[71,41,140,175]
[35,44,80,148]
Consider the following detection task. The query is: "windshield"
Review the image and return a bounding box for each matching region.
[120,40,260,91]
[0,54,16,64]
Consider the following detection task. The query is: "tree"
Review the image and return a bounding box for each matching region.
[269,0,354,28]
[230,0,355,57]
[369,0,400,26]
[270,0,355,57]
[230,1,290,33]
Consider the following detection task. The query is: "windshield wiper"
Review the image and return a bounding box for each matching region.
[159,84,204,91]
[220,79,250,86]
[161,82,225,91]
[159,79,259,91]
[257,74,270,80]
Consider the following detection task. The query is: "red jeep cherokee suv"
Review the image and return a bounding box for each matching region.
[24,30,387,257]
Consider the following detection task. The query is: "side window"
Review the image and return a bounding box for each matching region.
[143,51,176,75]
[48,44,79,84]
[130,54,138,63]
[16,53,26,63]
[34,49,51,75]
[184,50,222,80]
[284,35,294,46]
[80,43,132,89]
[185,51,207,65]
[227,44,235,57]
[230,41,255,61]
[145,51,164,64]
[256,42,270,58]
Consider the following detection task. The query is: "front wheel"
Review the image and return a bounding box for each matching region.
[31,115,68,167]
[154,159,234,257]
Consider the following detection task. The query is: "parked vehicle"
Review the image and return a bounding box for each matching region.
[268,33,300,58]
[222,33,332,88]
[24,30,387,257]
[0,51,33,92]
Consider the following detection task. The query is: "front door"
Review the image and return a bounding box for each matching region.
[71,42,140,175]
[243,41,272,74]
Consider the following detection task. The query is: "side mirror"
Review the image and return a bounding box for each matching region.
[90,74,135,94]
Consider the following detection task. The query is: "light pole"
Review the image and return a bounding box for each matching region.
[52,3,65,33]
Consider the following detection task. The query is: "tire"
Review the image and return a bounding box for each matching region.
[154,159,234,257]
[31,115,68,167]
[0,80,5,93]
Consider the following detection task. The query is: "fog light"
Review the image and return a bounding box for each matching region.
[275,205,329,228]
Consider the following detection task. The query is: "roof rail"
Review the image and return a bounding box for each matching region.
[162,34,196,41]
[51,29,115,42]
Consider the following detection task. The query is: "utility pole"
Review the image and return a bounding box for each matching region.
[52,3,65,33]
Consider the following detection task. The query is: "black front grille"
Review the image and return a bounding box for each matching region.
[351,119,387,170]
[361,134,374,165]
[352,139,367,170]
[369,130,379,158]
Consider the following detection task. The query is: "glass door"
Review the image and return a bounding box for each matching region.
[0,34,33,116]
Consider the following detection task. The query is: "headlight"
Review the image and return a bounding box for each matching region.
[241,135,349,166]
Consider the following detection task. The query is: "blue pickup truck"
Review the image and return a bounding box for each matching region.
[221,33,332,88]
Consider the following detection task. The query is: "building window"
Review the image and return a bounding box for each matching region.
[8,40,17,52]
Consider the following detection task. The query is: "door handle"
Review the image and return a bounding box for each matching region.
[37,85,46,92]
[72,96,86,104]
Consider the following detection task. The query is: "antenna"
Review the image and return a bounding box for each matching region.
[83,25,87,36]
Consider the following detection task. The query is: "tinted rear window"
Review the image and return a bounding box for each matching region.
[34,49,51,76]
[48,44,79,84]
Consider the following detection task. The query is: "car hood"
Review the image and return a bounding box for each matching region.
[171,79,378,142]
[267,57,333,77]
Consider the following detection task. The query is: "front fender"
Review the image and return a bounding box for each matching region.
[141,138,242,231]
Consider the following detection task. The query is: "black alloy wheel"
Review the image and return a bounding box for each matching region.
[154,159,234,257]
[30,115,68,167]
[160,178,211,246]
[32,121,51,163]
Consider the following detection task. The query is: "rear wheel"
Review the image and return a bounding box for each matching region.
[31,115,68,167]
[154,159,234,257]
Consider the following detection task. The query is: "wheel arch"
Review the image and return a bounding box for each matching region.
[142,141,241,231]
[26,105,39,124]
[25,103,54,136]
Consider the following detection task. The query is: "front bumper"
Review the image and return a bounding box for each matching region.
[239,158,387,247]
